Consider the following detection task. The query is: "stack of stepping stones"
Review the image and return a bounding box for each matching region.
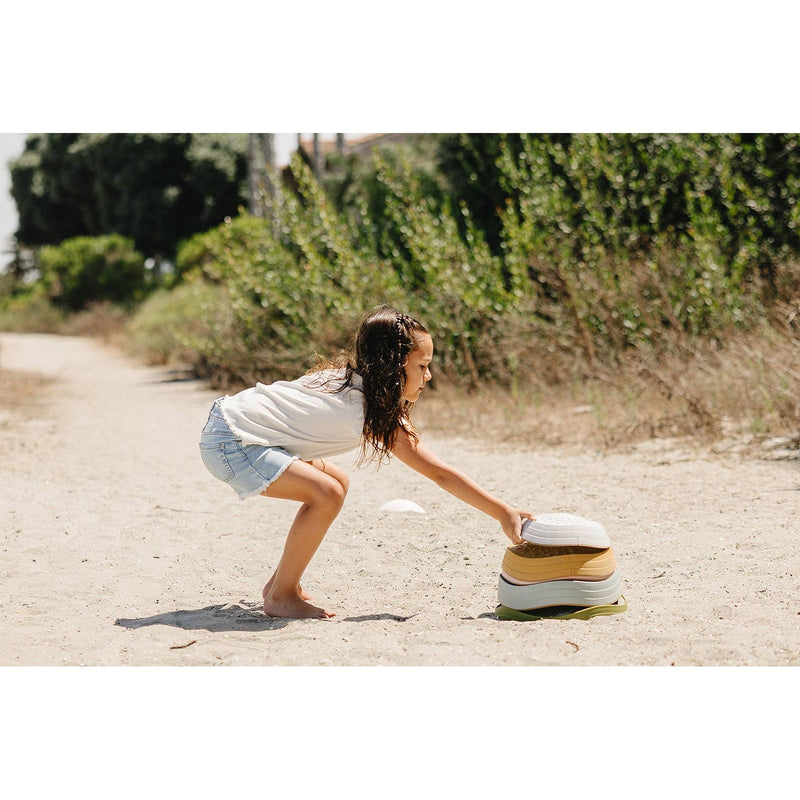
[495,513,627,621]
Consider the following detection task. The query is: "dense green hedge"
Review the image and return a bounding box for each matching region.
[129,135,800,388]
[39,234,147,311]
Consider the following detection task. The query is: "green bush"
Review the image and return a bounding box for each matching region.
[496,134,778,356]
[38,234,147,311]
[436,133,525,257]
[320,137,448,261]
[125,279,237,374]
[145,135,800,392]
[372,151,520,382]
[170,155,406,385]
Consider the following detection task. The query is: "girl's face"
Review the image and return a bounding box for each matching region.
[402,334,434,402]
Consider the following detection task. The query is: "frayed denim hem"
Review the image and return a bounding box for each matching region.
[236,455,300,500]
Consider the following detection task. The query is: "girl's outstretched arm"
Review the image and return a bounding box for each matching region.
[391,428,534,544]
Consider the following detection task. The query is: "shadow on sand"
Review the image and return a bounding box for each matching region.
[342,613,418,622]
[116,605,420,632]
[148,368,199,385]
[115,602,291,633]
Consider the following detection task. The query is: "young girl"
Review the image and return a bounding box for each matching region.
[199,306,534,619]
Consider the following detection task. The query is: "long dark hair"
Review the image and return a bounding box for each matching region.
[308,306,429,464]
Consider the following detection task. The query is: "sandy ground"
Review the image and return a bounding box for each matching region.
[1,331,799,666]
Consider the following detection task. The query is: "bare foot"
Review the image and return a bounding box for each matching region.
[263,592,335,619]
[263,574,312,602]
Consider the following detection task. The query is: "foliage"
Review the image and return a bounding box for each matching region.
[9,133,248,262]
[687,134,800,291]
[436,133,525,256]
[320,136,448,262]
[371,151,520,382]
[124,278,237,372]
[38,234,147,311]
[113,134,800,397]
[171,155,405,385]
[495,133,800,356]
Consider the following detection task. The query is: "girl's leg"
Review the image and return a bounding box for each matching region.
[259,458,348,619]
[262,459,349,603]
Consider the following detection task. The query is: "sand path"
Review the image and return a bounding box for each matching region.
[1,332,798,665]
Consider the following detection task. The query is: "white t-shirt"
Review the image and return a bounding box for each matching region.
[219,369,365,460]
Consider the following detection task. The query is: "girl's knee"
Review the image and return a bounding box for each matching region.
[326,462,349,497]
[312,476,346,509]
[314,459,349,498]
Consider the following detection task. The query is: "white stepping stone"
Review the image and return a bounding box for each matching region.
[498,570,623,611]
[521,512,610,548]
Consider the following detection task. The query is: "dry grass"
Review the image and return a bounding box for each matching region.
[60,302,130,345]
[414,320,800,456]
[4,291,799,459]
[0,367,56,420]
[0,298,130,343]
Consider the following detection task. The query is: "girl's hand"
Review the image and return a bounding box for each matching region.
[499,507,536,545]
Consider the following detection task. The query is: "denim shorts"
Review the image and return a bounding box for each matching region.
[199,399,299,500]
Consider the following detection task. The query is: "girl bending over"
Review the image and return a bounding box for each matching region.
[199,306,534,619]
